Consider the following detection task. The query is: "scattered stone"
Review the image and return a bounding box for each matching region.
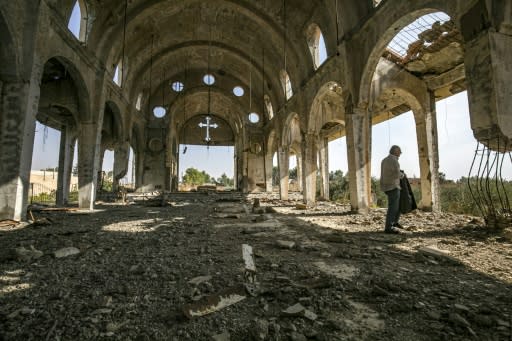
[418,246,461,265]
[295,203,307,210]
[251,318,269,340]
[448,312,471,328]
[15,246,43,262]
[282,303,318,321]
[188,275,212,286]
[211,331,230,341]
[183,286,247,318]
[276,240,295,249]
[54,247,80,258]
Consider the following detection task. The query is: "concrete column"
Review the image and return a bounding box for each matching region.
[265,152,273,192]
[462,21,512,149]
[278,146,289,200]
[346,107,371,213]
[414,91,440,211]
[77,122,102,210]
[56,125,76,205]
[113,141,130,192]
[135,150,144,189]
[318,137,329,200]
[296,154,303,191]
[0,78,40,221]
[302,133,317,205]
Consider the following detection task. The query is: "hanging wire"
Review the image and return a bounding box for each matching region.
[282,0,287,109]
[147,34,154,115]
[207,25,212,116]
[121,0,128,87]
[249,47,252,111]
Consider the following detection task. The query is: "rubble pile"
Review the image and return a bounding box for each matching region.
[0,193,511,340]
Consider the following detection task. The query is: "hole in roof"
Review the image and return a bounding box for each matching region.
[153,106,167,118]
[172,81,184,92]
[233,86,244,97]
[387,12,451,57]
[248,112,260,123]
[203,74,215,85]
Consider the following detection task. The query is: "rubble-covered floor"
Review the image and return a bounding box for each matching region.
[1,192,511,340]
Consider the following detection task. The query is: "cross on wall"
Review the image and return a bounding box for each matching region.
[198,116,218,143]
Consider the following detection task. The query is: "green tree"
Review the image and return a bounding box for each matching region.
[217,173,234,187]
[183,167,211,185]
[329,170,349,202]
[289,167,297,180]
[272,166,279,186]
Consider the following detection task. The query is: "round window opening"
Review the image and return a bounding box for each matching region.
[233,86,244,97]
[171,81,184,92]
[248,112,260,123]
[153,106,167,118]
[203,74,215,85]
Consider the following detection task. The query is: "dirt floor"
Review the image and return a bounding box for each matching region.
[1,192,511,340]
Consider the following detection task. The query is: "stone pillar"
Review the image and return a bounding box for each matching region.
[302,133,317,205]
[265,152,273,192]
[462,10,512,149]
[113,141,130,192]
[135,150,144,189]
[296,154,303,191]
[77,122,102,210]
[56,125,76,205]
[318,137,329,200]
[278,146,289,200]
[346,107,371,213]
[0,78,40,221]
[414,91,440,211]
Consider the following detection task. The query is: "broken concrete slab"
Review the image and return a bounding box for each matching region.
[183,285,247,318]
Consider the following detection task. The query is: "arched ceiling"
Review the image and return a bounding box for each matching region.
[68,0,346,128]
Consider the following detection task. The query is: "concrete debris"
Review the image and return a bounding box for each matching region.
[242,244,257,284]
[183,285,247,319]
[211,331,230,341]
[418,245,461,264]
[276,240,295,249]
[251,318,269,340]
[188,275,212,286]
[295,203,307,210]
[282,303,318,321]
[15,246,44,262]
[54,247,80,258]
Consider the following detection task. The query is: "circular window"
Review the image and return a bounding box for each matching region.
[171,81,184,92]
[203,74,215,85]
[233,86,244,97]
[248,112,260,123]
[153,106,167,118]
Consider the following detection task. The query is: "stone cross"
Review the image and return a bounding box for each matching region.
[198,116,218,142]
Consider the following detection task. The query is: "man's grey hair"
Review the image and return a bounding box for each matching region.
[389,145,401,154]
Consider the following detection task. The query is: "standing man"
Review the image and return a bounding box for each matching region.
[380,145,404,234]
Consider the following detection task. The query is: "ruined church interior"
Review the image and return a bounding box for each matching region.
[1,0,512,339]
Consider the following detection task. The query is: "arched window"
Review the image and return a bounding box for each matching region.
[306,23,327,69]
[113,61,123,86]
[264,95,274,120]
[280,70,293,100]
[135,92,143,110]
[68,0,88,42]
